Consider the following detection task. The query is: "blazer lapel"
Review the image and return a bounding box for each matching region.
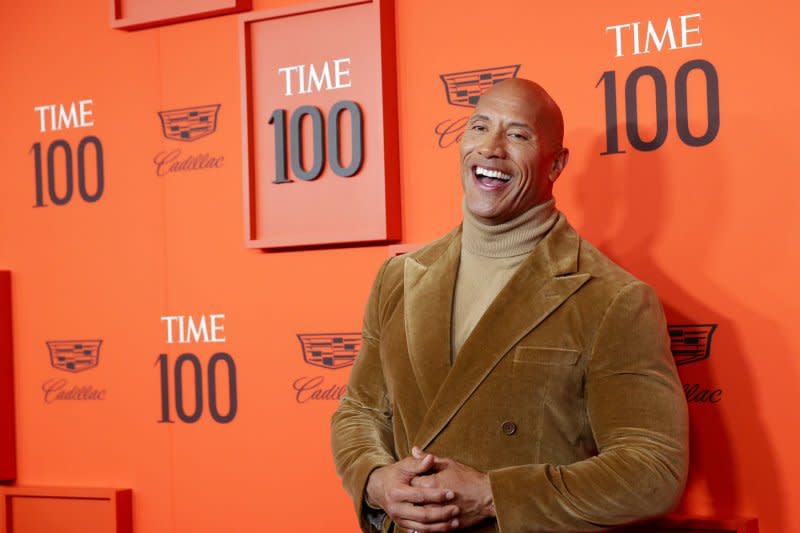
[413,216,591,449]
[403,229,462,408]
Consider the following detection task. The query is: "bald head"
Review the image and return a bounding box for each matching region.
[476,78,565,154]
[459,77,570,224]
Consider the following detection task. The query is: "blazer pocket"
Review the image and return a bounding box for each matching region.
[513,346,581,366]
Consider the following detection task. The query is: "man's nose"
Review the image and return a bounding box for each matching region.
[477,131,507,158]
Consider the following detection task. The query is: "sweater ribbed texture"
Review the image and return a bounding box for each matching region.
[452,198,559,359]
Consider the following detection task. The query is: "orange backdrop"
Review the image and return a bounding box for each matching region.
[1,0,799,531]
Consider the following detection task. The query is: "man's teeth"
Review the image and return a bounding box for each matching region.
[475,166,511,181]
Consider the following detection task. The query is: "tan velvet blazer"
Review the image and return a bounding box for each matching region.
[331,216,688,532]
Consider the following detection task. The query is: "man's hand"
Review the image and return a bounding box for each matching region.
[410,447,496,529]
[366,452,461,532]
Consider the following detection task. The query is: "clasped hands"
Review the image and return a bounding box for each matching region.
[365,447,495,532]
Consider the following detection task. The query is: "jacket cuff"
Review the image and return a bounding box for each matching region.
[489,464,548,533]
[346,455,394,532]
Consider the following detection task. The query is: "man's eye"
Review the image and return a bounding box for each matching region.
[509,132,528,140]
[470,124,487,131]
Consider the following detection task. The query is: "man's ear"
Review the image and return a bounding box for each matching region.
[548,147,569,183]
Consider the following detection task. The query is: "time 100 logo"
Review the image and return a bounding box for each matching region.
[596,59,720,154]
[30,99,105,207]
[268,101,363,183]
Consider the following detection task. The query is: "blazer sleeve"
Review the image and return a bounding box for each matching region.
[331,258,398,532]
[488,281,689,532]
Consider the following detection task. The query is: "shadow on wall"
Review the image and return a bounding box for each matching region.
[565,133,787,530]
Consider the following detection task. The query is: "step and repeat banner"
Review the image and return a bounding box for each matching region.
[1,0,798,531]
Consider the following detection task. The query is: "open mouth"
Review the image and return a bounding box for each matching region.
[473,165,512,188]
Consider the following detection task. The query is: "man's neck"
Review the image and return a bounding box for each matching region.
[461,198,559,258]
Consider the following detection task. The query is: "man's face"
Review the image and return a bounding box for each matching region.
[459,83,563,224]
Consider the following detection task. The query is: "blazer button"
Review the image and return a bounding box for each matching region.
[501,421,517,435]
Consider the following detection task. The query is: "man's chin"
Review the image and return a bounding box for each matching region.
[464,203,506,225]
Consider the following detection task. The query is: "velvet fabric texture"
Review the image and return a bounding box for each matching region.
[331,216,689,532]
[452,198,558,359]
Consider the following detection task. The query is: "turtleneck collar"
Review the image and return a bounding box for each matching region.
[461,197,559,258]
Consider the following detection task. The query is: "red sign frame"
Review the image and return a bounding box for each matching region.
[239,0,400,249]
[0,272,15,482]
[110,0,251,31]
[0,486,132,533]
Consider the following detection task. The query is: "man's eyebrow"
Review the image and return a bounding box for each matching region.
[509,121,534,130]
[468,114,534,130]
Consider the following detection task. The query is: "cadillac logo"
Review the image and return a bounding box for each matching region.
[297,333,360,370]
[158,104,220,142]
[440,65,521,108]
[668,324,717,366]
[46,339,102,373]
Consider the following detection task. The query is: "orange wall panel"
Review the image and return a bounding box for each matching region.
[0,0,797,532]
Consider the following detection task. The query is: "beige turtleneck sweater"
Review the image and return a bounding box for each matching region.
[451,199,559,360]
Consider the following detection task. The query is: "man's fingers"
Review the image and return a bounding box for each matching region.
[418,453,435,473]
[404,452,434,474]
[430,456,452,469]
[410,448,451,471]
[389,485,454,504]
[395,517,460,533]
[410,475,440,489]
[411,447,446,470]
[386,502,460,527]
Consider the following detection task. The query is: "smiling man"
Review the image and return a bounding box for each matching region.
[331,79,688,532]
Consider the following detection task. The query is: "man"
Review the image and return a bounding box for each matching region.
[331,79,688,532]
